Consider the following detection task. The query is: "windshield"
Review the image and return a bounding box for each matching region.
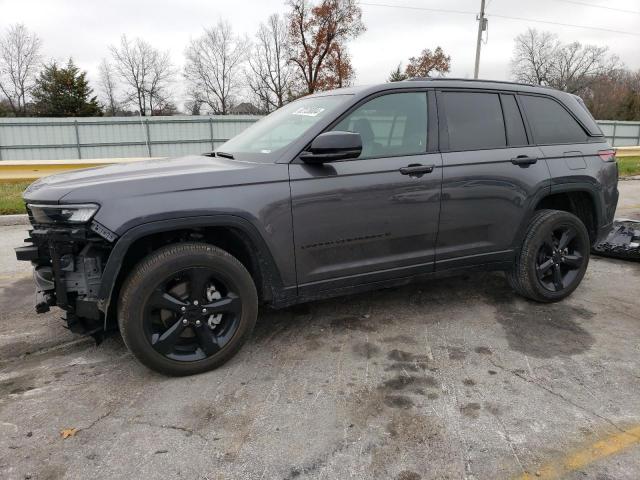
[217,95,350,161]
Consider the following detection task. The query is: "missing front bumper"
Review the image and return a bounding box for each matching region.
[15,224,113,334]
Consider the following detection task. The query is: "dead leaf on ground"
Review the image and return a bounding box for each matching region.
[60,428,78,439]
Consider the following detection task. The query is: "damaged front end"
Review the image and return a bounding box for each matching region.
[15,203,117,338]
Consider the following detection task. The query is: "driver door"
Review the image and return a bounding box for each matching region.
[288,91,443,294]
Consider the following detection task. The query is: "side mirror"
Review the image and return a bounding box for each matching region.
[300,131,362,164]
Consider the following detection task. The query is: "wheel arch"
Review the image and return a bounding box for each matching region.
[526,183,602,245]
[98,215,289,328]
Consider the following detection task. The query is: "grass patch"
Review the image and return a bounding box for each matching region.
[0,182,29,215]
[618,156,640,177]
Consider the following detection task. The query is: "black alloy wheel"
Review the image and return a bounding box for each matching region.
[534,225,585,292]
[144,267,242,362]
[507,209,590,303]
[118,243,258,376]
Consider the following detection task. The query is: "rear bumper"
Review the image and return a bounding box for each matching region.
[14,224,113,334]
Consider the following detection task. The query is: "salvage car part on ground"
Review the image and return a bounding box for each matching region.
[592,219,640,262]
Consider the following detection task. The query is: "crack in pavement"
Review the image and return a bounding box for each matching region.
[116,417,209,442]
[488,358,628,435]
[0,337,94,367]
[73,410,209,443]
[77,411,114,434]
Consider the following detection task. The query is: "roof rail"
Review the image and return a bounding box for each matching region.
[407,77,548,89]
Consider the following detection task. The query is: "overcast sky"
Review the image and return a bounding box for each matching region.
[2,0,639,109]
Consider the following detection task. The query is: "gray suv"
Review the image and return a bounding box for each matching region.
[16,79,619,375]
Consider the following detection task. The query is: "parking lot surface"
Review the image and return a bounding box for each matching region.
[1,181,639,480]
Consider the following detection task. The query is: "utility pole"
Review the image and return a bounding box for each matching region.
[474,0,487,79]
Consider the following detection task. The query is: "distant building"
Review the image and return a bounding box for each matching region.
[228,102,263,115]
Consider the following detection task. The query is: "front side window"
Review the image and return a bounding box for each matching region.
[442,92,506,151]
[331,92,428,158]
[519,95,588,144]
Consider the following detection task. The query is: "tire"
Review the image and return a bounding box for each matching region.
[118,242,258,376]
[507,209,590,303]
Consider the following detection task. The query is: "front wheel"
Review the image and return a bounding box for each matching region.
[507,209,590,303]
[118,243,258,376]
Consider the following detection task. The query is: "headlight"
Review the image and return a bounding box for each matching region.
[28,203,99,224]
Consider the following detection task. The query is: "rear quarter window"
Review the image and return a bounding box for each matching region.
[520,95,588,145]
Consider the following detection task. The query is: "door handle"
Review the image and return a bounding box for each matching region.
[511,155,538,167]
[399,164,434,176]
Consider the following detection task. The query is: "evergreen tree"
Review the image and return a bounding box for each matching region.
[388,64,407,82]
[32,59,102,116]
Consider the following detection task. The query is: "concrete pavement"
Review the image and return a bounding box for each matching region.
[1,182,639,480]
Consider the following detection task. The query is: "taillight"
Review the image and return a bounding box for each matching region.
[598,149,616,162]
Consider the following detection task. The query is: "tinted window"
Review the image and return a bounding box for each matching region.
[332,92,427,158]
[501,94,528,146]
[520,95,587,144]
[442,92,506,150]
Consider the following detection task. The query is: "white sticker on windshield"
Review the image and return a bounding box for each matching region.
[292,107,325,117]
[260,149,272,153]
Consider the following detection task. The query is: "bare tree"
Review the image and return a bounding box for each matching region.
[98,59,119,116]
[553,41,619,93]
[0,24,42,116]
[184,20,248,115]
[511,28,618,94]
[511,29,558,86]
[246,14,295,113]
[109,35,175,116]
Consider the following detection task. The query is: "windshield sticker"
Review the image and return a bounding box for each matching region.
[292,107,325,117]
[260,149,272,153]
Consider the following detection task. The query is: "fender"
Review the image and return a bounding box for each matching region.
[513,180,604,250]
[97,214,293,322]
[549,180,604,227]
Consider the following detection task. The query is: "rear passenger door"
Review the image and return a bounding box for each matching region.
[435,90,550,269]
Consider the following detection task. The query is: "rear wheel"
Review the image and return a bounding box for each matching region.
[507,209,590,303]
[118,243,258,376]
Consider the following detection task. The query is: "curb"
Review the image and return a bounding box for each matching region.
[0,214,29,226]
[620,175,640,181]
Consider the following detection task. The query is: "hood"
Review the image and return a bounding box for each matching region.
[23,155,283,203]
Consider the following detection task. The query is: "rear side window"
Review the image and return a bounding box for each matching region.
[442,92,506,150]
[520,95,588,144]
[501,94,528,146]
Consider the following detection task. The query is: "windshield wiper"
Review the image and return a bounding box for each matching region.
[215,151,235,159]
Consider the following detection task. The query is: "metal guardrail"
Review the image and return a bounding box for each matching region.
[1,146,637,183]
[0,158,158,182]
[616,146,640,157]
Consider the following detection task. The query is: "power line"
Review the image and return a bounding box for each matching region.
[359,2,640,37]
[554,0,640,15]
[359,2,475,16]
[489,12,640,37]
